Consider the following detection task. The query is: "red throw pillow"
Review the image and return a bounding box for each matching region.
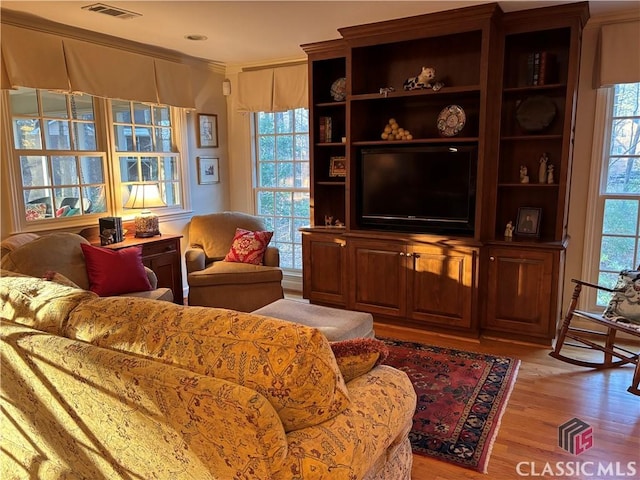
[224,228,273,265]
[80,243,151,296]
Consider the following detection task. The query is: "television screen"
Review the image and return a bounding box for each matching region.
[359,145,477,235]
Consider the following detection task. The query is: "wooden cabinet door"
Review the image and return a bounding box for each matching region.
[408,245,477,329]
[348,239,405,317]
[140,237,184,305]
[302,232,348,306]
[484,247,556,338]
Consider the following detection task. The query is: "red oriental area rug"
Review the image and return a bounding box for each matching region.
[381,338,520,473]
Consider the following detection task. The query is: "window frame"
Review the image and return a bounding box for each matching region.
[582,85,640,311]
[2,89,192,233]
[251,108,310,273]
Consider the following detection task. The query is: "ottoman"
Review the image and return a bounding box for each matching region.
[252,299,375,342]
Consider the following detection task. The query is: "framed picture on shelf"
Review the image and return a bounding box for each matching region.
[516,207,542,236]
[197,113,218,148]
[197,157,220,184]
[329,156,346,177]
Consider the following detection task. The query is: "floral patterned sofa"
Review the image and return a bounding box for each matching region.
[0,272,416,479]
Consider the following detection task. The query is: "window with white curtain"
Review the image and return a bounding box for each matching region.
[590,82,640,307]
[6,87,185,229]
[253,108,310,271]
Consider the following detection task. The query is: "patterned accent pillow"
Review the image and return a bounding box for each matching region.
[80,244,151,296]
[330,337,389,382]
[603,270,640,325]
[224,228,273,265]
[25,203,47,221]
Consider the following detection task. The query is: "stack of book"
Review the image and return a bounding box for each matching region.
[318,116,332,143]
[527,51,557,86]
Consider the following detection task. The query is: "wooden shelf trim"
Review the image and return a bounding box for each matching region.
[353,137,478,146]
[500,134,563,141]
[503,83,567,93]
[350,85,481,101]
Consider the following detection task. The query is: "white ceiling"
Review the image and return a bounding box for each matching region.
[2,1,639,66]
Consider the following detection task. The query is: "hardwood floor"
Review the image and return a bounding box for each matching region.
[373,323,640,480]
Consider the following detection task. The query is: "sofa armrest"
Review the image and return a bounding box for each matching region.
[185,247,206,273]
[144,266,158,289]
[264,246,280,267]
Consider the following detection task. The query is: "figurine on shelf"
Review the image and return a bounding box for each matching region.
[334,219,344,227]
[547,163,555,184]
[324,214,333,226]
[504,220,514,239]
[520,165,530,184]
[538,152,549,184]
[403,66,444,92]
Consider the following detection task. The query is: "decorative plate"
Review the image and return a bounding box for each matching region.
[437,105,466,137]
[516,95,556,132]
[330,77,346,101]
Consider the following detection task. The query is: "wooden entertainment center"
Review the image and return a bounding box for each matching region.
[300,2,590,344]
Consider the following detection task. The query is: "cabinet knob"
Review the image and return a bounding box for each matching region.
[406,252,413,257]
[490,256,495,261]
[399,252,405,256]
[340,242,346,248]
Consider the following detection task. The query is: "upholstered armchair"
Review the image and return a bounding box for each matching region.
[185,212,284,312]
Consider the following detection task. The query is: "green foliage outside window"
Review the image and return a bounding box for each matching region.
[255,108,310,270]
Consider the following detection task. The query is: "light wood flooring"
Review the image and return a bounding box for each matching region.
[373,322,640,480]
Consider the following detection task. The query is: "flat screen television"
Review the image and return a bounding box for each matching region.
[358,145,477,235]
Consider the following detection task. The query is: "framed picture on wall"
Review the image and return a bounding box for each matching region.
[197,113,218,148]
[197,157,220,184]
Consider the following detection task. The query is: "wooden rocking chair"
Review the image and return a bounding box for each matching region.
[550,277,640,396]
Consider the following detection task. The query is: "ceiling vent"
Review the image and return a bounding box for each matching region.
[81,3,141,20]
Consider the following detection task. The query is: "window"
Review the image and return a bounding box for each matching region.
[6,88,184,228]
[254,109,310,270]
[111,100,181,208]
[592,82,640,306]
[10,88,107,221]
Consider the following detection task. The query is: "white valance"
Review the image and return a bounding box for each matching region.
[1,24,69,91]
[237,63,308,112]
[597,20,640,87]
[1,24,196,108]
[154,58,195,108]
[273,64,308,111]
[64,38,158,104]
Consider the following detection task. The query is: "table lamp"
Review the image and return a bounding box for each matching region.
[124,183,165,237]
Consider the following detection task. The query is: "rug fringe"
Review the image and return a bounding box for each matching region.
[478,358,522,474]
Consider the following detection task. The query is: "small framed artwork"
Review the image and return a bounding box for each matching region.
[329,156,347,177]
[197,113,218,148]
[197,156,220,184]
[516,207,542,236]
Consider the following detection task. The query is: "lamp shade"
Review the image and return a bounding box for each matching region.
[124,183,165,238]
[124,183,166,210]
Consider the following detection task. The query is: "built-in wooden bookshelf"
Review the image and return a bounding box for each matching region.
[302,2,590,344]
